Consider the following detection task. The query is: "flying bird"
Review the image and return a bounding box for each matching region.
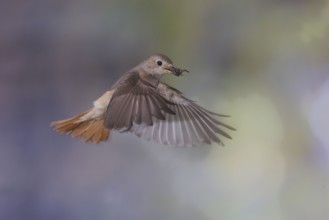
[51,54,235,146]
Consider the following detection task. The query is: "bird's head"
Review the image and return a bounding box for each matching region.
[140,54,189,78]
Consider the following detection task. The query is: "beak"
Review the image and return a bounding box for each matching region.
[165,66,189,76]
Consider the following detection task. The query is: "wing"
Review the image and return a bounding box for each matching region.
[128,83,235,147]
[104,72,176,130]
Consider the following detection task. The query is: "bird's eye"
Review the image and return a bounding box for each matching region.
[157,60,162,66]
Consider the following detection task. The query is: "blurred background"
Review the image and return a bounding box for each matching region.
[1,0,329,219]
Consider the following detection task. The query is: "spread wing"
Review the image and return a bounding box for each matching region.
[128,83,235,146]
[104,72,176,130]
[104,73,235,146]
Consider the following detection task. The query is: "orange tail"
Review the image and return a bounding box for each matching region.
[51,109,110,144]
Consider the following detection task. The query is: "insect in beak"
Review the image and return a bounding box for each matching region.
[165,66,189,76]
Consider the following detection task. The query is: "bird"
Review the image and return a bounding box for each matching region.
[51,54,235,146]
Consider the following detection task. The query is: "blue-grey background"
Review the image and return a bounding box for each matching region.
[1,0,329,219]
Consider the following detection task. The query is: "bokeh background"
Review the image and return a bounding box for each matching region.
[1,0,329,219]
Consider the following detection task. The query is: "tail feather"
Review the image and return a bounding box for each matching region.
[51,109,110,144]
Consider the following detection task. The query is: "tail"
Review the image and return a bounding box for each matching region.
[51,109,110,144]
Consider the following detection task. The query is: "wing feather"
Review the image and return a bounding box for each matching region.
[179,105,200,145]
[105,75,234,146]
[148,95,166,119]
[185,105,221,144]
[191,103,235,130]
[176,105,192,146]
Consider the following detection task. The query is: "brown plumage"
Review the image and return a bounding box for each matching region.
[51,54,235,146]
[51,109,110,144]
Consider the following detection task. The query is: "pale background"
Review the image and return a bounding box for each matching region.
[1,0,329,219]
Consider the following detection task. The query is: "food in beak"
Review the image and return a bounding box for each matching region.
[167,66,189,76]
